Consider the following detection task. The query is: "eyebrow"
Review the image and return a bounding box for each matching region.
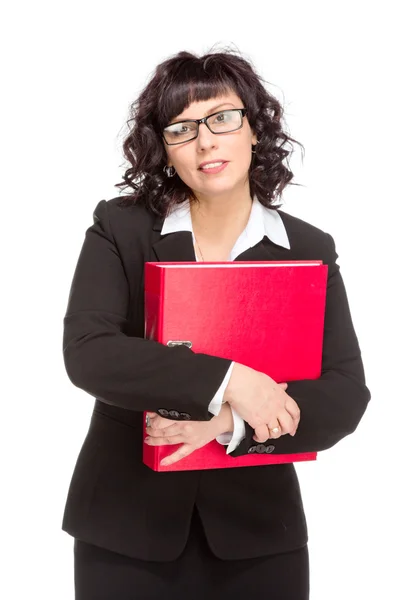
[169,102,236,124]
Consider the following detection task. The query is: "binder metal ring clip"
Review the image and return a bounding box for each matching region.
[166,340,193,349]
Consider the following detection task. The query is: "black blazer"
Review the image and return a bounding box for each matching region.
[61,197,371,561]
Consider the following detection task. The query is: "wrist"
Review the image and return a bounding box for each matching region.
[216,402,234,435]
[222,362,251,406]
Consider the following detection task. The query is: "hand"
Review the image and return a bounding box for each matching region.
[144,404,234,466]
[223,363,301,443]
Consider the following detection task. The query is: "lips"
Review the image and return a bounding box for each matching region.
[198,162,229,175]
[198,160,228,170]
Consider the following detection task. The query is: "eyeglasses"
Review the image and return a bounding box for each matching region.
[162,108,248,145]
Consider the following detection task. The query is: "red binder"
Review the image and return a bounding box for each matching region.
[143,260,328,472]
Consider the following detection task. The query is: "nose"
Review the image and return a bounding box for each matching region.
[196,121,217,151]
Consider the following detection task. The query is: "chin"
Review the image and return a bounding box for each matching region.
[198,186,234,197]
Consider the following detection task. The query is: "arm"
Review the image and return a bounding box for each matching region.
[207,361,247,453]
[228,232,371,457]
[63,200,232,419]
[216,407,246,453]
[207,361,235,416]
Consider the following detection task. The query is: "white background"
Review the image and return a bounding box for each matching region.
[1,1,399,598]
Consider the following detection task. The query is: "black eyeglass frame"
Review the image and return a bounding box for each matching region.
[162,108,248,145]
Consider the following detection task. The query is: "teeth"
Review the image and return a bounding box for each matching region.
[201,162,224,169]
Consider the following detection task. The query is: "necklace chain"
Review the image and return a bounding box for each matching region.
[195,238,205,261]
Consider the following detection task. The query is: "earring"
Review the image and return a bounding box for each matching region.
[251,141,258,154]
[163,165,176,177]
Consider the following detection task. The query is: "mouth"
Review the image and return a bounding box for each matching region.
[198,161,229,174]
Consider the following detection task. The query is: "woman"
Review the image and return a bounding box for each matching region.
[62,48,371,599]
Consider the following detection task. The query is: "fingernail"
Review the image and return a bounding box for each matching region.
[144,437,150,442]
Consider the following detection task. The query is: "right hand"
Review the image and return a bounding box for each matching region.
[223,363,301,443]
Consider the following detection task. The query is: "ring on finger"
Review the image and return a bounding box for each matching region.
[268,424,281,437]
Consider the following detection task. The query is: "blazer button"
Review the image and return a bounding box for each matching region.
[256,444,267,453]
[158,408,169,417]
[265,445,275,453]
[180,412,191,420]
[248,446,257,453]
[169,410,180,419]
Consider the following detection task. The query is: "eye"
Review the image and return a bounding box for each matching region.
[165,122,197,136]
[210,110,235,125]
[172,125,189,136]
[215,111,227,122]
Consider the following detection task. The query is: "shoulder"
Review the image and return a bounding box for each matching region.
[92,195,156,238]
[277,208,328,241]
[95,195,154,224]
[277,209,338,265]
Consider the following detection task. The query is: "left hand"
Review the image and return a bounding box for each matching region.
[145,404,234,466]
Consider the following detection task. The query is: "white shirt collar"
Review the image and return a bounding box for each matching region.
[161,194,290,258]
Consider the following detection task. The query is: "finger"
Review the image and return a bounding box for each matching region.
[144,434,184,446]
[253,424,270,443]
[267,420,282,439]
[150,417,179,431]
[278,382,288,389]
[160,444,194,466]
[146,412,157,417]
[284,397,301,433]
[281,408,300,436]
[146,423,191,438]
[276,409,297,436]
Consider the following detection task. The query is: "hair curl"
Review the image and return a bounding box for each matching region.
[115,46,304,217]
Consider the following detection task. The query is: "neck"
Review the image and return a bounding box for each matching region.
[190,186,253,242]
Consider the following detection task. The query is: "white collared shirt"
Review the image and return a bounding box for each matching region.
[161,194,291,453]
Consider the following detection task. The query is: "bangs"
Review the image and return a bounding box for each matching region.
[157,59,240,129]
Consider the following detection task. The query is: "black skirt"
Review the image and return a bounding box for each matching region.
[74,505,309,600]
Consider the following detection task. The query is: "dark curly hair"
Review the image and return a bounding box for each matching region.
[115,46,304,217]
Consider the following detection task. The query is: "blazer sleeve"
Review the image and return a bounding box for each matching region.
[62,199,232,419]
[229,232,371,457]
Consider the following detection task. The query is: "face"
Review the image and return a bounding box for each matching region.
[163,90,257,200]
